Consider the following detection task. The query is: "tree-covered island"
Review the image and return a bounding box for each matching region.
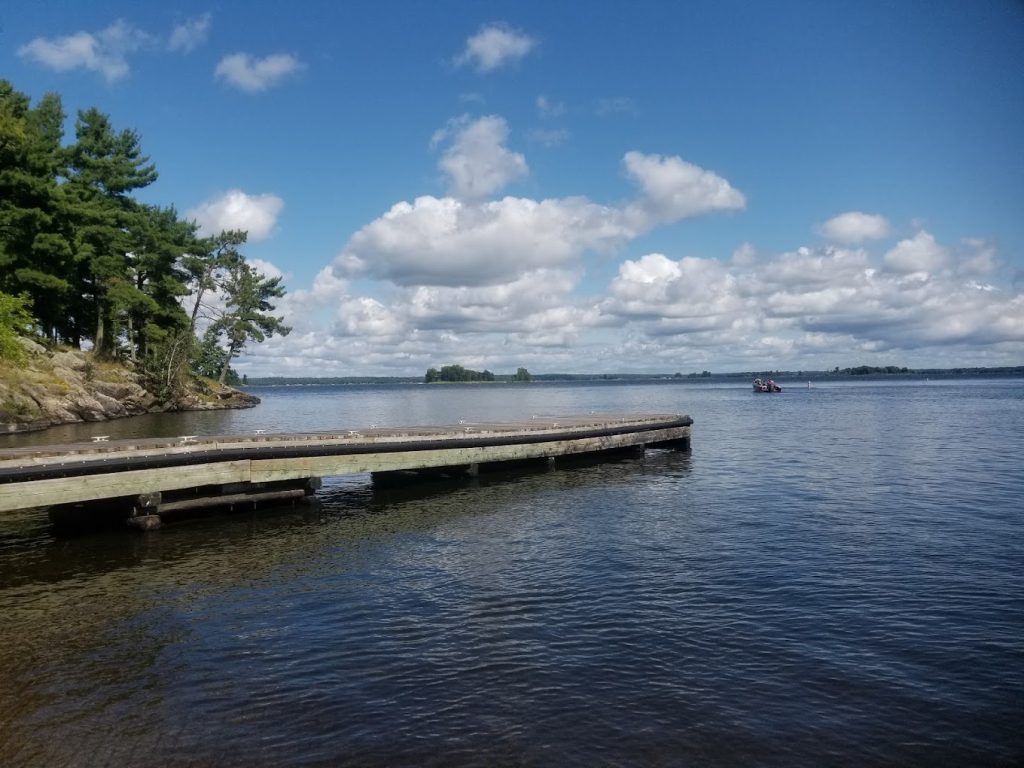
[425,365,533,383]
[0,79,290,429]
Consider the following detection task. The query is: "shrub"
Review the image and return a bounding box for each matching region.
[0,292,35,364]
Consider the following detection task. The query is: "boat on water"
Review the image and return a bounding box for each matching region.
[753,377,782,393]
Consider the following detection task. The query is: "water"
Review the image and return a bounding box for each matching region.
[1,379,1022,766]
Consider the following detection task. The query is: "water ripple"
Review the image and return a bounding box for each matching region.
[1,380,1023,766]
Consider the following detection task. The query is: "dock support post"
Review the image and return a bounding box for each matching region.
[133,491,161,515]
[126,514,162,531]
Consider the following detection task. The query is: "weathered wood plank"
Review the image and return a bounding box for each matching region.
[249,425,690,482]
[0,461,251,512]
[0,414,691,515]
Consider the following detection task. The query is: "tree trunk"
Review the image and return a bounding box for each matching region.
[127,314,137,361]
[94,305,106,358]
[189,285,206,335]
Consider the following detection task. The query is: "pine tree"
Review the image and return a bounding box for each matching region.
[181,229,246,336]
[0,82,73,343]
[211,261,290,384]
[64,108,158,356]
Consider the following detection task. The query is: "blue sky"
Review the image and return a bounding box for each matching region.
[4,0,1023,376]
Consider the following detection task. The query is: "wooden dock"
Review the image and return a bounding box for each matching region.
[0,413,692,528]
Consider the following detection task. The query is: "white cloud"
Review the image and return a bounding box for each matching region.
[957,238,998,276]
[883,231,948,274]
[820,211,891,243]
[536,95,565,118]
[240,228,1024,375]
[604,253,744,328]
[597,240,1024,369]
[247,258,285,281]
[622,151,746,226]
[228,120,1021,377]
[401,269,582,332]
[215,53,304,92]
[332,141,745,290]
[731,242,757,267]
[335,297,406,338]
[454,23,536,73]
[169,14,211,53]
[334,194,632,287]
[186,190,284,241]
[17,20,152,82]
[432,115,528,200]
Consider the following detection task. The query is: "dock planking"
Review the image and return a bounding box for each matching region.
[0,413,692,525]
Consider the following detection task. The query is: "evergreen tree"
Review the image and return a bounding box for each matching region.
[210,260,290,384]
[191,325,230,379]
[124,204,194,361]
[0,292,35,363]
[0,79,292,398]
[64,107,157,356]
[0,82,73,343]
[181,229,246,335]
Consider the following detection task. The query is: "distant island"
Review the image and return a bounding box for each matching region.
[424,365,533,383]
[242,365,1024,387]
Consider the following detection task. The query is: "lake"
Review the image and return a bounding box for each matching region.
[1,379,1022,766]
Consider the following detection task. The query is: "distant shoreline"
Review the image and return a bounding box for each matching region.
[243,366,1024,387]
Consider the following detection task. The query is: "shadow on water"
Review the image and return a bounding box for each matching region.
[0,447,697,766]
[0,448,692,591]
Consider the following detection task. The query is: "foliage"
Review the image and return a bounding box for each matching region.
[0,292,34,363]
[64,107,160,358]
[841,365,910,375]
[0,78,291,402]
[513,367,532,382]
[138,328,193,401]
[205,260,290,384]
[182,229,246,335]
[425,364,496,383]
[191,326,228,380]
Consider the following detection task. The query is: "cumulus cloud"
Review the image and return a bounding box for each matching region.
[401,269,582,331]
[18,20,152,81]
[186,190,284,241]
[623,151,746,226]
[247,258,285,281]
[215,52,304,92]
[820,211,891,243]
[169,14,211,53]
[432,115,529,200]
[883,231,948,274]
[957,238,998,277]
[599,239,1024,369]
[332,140,745,290]
[335,194,632,286]
[335,297,406,338]
[241,117,1022,377]
[241,223,1024,377]
[604,253,745,328]
[454,23,536,72]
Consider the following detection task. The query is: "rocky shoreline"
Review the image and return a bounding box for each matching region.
[0,340,259,434]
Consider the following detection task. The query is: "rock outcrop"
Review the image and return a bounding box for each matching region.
[0,340,259,433]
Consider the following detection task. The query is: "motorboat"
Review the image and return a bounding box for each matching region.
[753,377,782,393]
